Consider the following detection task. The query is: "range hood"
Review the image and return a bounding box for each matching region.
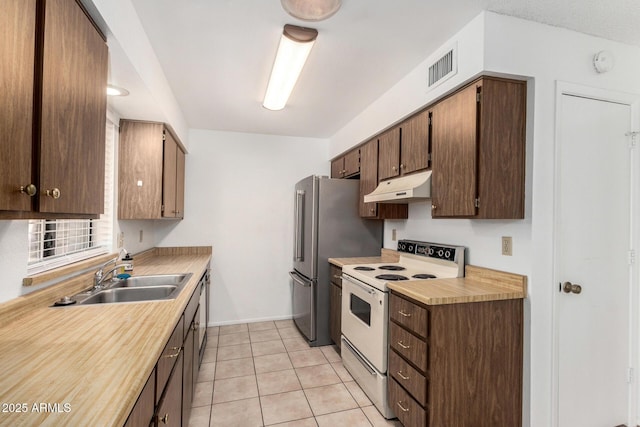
[364,170,431,203]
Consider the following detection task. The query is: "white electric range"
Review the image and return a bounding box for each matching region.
[340,240,465,419]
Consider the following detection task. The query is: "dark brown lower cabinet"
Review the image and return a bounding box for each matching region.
[182,319,195,426]
[389,292,523,427]
[124,369,155,427]
[329,282,341,347]
[155,350,183,427]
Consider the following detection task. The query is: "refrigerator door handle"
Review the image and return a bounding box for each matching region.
[289,270,311,287]
[294,190,305,262]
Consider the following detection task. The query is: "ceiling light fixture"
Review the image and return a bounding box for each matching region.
[281,0,341,21]
[106,84,129,96]
[263,24,318,111]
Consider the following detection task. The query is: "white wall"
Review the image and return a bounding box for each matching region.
[482,12,640,427]
[155,129,329,325]
[329,11,640,427]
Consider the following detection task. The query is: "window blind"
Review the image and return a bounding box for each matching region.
[27,117,116,274]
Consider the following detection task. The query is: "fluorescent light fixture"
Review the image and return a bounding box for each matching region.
[106,84,129,96]
[263,25,318,111]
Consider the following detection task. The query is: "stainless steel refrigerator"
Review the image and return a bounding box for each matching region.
[289,175,383,346]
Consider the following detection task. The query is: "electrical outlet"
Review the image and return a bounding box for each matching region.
[392,229,397,241]
[117,232,124,248]
[139,229,143,243]
[502,236,513,256]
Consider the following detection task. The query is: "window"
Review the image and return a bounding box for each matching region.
[27,116,116,274]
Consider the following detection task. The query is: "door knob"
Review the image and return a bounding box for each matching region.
[562,281,582,294]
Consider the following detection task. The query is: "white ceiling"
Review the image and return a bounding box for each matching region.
[120,0,640,138]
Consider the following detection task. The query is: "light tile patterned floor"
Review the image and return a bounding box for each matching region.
[189,321,401,427]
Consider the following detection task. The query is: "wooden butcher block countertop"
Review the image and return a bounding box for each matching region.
[0,247,211,427]
[388,265,527,305]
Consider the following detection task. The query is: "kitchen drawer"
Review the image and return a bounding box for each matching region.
[156,315,184,405]
[389,377,426,427]
[390,293,428,339]
[390,322,427,372]
[389,349,427,406]
[330,264,342,287]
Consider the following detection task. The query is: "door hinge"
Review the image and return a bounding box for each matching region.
[476,92,481,102]
[428,115,432,125]
[474,198,479,208]
[161,204,165,212]
[629,250,636,265]
[162,131,166,141]
[628,367,634,383]
[626,131,639,149]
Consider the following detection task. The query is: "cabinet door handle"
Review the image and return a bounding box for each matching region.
[160,413,169,424]
[397,371,410,380]
[431,204,437,210]
[400,164,405,169]
[397,341,410,349]
[392,166,397,171]
[44,188,61,199]
[20,184,37,197]
[398,310,412,318]
[396,401,410,413]
[163,346,182,358]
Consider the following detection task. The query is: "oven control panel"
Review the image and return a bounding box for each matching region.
[397,240,461,262]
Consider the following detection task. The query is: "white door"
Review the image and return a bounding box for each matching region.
[555,92,636,426]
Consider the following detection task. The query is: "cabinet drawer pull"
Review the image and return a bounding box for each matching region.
[20,184,37,197]
[398,310,412,318]
[397,371,409,380]
[163,346,182,358]
[396,401,410,412]
[160,413,169,424]
[333,275,342,279]
[397,341,410,349]
[45,188,61,199]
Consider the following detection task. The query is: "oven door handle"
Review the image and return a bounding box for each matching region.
[341,336,377,376]
[342,274,377,296]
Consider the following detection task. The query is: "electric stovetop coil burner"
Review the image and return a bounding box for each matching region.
[412,273,437,279]
[378,265,405,271]
[375,274,408,281]
[354,266,376,271]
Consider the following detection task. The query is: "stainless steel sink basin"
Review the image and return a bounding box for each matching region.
[111,274,189,288]
[79,285,178,305]
[57,273,193,306]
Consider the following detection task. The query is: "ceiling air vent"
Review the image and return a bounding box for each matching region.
[428,44,457,89]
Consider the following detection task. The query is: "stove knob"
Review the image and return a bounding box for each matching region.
[428,247,434,256]
[438,249,444,257]
[445,250,451,259]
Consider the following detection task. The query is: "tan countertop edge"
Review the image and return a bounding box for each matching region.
[328,248,399,267]
[0,246,212,427]
[387,264,527,306]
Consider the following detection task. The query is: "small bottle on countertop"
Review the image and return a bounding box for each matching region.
[122,253,134,272]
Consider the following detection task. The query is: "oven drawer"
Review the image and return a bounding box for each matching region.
[389,322,427,372]
[388,349,427,406]
[389,377,426,427]
[390,293,428,339]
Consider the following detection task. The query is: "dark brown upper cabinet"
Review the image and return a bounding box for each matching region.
[378,109,431,182]
[331,149,360,178]
[118,120,186,220]
[431,77,526,219]
[0,0,108,219]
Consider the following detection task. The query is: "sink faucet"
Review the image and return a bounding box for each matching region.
[93,256,127,290]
